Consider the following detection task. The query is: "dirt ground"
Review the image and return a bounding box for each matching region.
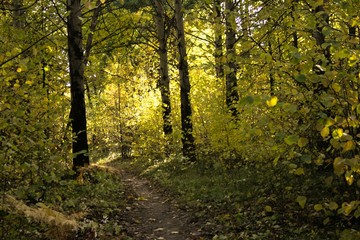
[116,168,210,240]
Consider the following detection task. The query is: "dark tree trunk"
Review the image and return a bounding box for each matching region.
[291,0,299,48]
[154,0,173,136]
[213,0,224,79]
[12,0,25,28]
[225,0,239,118]
[312,0,331,66]
[174,0,196,162]
[67,0,90,171]
[268,41,275,95]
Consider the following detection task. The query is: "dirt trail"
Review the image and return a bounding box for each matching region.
[117,169,207,240]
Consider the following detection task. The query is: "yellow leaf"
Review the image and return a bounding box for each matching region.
[264,205,272,212]
[294,167,305,175]
[315,157,324,166]
[298,137,309,148]
[343,140,355,153]
[332,128,343,139]
[329,201,339,210]
[321,127,330,138]
[266,96,278,107]
[331,83,341,93]
[100,0,106,3]
[345,171,354,185]
[296,196,307,209]
[349,54,358,67]
[341,201,358,216]
[16,67,22,73]
[314,204,323,211]
[25,80,33,85]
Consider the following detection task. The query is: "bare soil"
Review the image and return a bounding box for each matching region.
[116,168,209,240]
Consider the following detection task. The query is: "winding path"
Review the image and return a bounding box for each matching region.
[116,167,207,240]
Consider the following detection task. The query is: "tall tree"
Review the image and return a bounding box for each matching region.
[67,0,90,171]
[174,0,196,161]
[213,0,224,79]
[225,0,239,117]
[154,0,173,136]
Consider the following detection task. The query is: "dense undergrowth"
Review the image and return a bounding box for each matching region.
[1,159,126,240]
[122,155,360,240]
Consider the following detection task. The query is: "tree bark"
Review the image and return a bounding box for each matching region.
[12,0,25,28]
[83,0,103,107]
[67,0,90,171]
[213,0,224,79]
[174,0,196,162]
[154,0,173,136]
[312,0,331,66]
[225,0,239,118]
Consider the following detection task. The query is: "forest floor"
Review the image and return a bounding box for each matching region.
[108,161,210,240]
[2,156,346,239]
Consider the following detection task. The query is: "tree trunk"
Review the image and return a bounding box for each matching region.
[67,0,90,171]
[83,0,103,107]
[213,0,224,79]
[174,0,196,162]
[154,0,173,136]
[312,0,331,66]
[12,0,25,28]
[225,0,239,118]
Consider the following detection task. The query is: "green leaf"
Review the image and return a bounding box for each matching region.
[242,95,254,105]
[284,135,299,145]
[282,103,298,113]
[295,74,306,83]
[329,201,339,210]
[296,196,307,209]
[333,157,345,176]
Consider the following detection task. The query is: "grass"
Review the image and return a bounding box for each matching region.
[124,155,351,239]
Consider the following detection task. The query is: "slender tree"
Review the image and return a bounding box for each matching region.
[67,0,90,171]
[174,0,196,161]
[154,0,173,136]
[225,0,239,118]
[213,0,224,79]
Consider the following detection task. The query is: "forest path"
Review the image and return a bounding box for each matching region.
[106,161,207,240]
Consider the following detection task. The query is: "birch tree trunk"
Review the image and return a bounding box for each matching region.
[174,0,196,162]
[154,0,173,136]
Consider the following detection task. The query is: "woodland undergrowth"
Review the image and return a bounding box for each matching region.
[124,153,360,240]
[0,158,126,240]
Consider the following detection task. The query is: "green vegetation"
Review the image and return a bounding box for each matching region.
[124,155,356,239]
[1,0,360,239]
[1,163,126,239]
